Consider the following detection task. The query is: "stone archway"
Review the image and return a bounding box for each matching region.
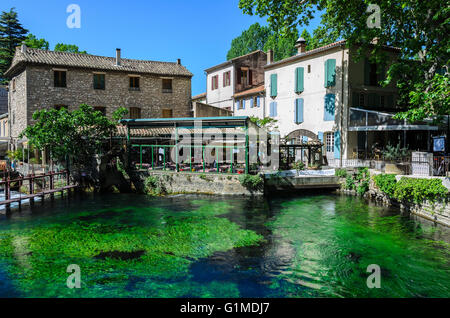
[285,129,319,141]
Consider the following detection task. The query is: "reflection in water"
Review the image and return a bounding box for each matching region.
[0,192,449,298]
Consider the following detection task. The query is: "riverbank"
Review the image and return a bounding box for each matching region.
[336,168,450,228]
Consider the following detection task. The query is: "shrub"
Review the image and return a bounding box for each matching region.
[356,167,369,181]
[374,174,397,197]
[292,161,305,172]
[357,180,370,196]
[393,177,448,204]
[345,175,356,190]
[335,168,347,178]
[238,174,264,192]
[144,175,166,196]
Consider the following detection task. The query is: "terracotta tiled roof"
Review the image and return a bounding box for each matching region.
[192,92,207,100]
[5,47,193,78]
[265,40,401,69]
[233,85,265,98]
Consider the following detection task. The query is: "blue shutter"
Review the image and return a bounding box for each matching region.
[242,99,246,109]
[334,131,341,159]
[295,98,304,124]
[295,67,304,93]
[257,96,260,107]
[324,94,335,121]
[270,74,278,97]
[270,102,277,117]
[250,98,254,108]
[325,59,336,87]
[318,132,324,142]
[236,100,240,110]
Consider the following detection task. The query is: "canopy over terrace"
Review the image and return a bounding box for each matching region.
[348,108,441,159]
[119,117,259,174]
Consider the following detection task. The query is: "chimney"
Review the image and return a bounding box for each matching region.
[267,49,274,64]
[21,44,27,54]
[295,37,306,54]
[177,58,181,65]
[115,48,121,66]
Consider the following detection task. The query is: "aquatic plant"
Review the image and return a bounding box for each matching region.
[335,168,347,178]
[0,200,263,298]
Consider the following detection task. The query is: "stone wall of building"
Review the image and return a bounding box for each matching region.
[9,65,192,137]
[8,70,28,139]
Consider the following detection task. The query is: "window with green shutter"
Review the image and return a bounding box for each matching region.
[270,74,278,97]
[295,67,304,93]
[295,98,304,124]
[324,59,336,87]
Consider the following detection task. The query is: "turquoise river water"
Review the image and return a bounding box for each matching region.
[0,192,448,298]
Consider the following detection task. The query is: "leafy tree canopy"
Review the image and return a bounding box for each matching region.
[20,105,128,164]
[54,43,87,54]
[0,7,28,82]
[24,33,49,50]
[238,0,449,122]
[227,23,271,60]
[227,22,337,62]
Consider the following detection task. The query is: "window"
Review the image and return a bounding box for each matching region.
[129,107,141,119]
[223,71,231,87]
[359,94,365,107]
[270,74,278,97]
[295,67,304,93]
[211,75,218,90]
[326,133,334,153]
[364,58,386,86]
[93,73,105,90]
[324,94,335,121]
[54,105,67,111]
[12,78,16,91]
[308,65,311,73]
[295,98,304,124]
[129,76,140,90]
[54,70,67,88]
[162,109,173,118]
[94,106,106,116]
[162,78,173,93]
[324,59,336,88]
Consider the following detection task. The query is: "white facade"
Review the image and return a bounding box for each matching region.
[234,95,265,118]
[265,47,347,139]
[206,64,234,110]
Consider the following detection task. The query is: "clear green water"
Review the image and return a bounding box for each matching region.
[0,193,448,298]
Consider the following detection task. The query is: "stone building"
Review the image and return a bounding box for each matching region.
[5,45,193,141]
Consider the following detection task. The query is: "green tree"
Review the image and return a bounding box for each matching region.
[54,43,87,54]
[24,33,49,50]
[0,8,28,82]
[227,23,271,60]
[238,0,449,122]
[263,30,298,61]
[20,105,127,165]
